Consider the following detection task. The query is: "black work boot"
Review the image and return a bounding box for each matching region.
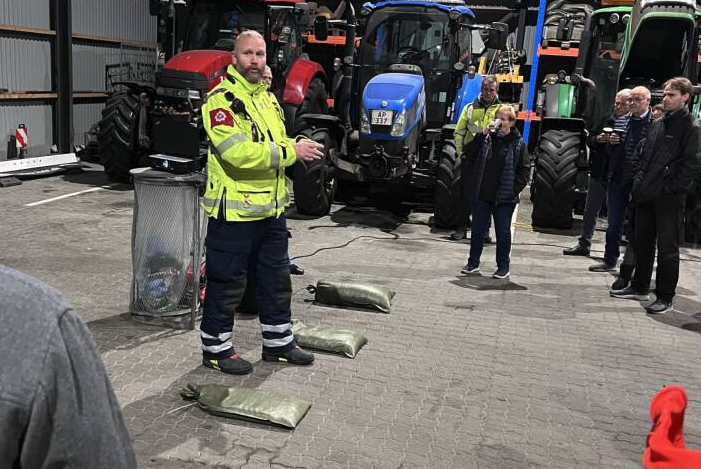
[262,345,315,365]
[563,244,590,256]
[202,353,253,375]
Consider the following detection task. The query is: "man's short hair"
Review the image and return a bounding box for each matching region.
[482,75,499,91]
[616,88,632,99]
[663,76,693,97]
[652,103,664,112]
[234,30,265,51]
[497,104,517,122]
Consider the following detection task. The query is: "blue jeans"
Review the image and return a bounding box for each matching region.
[604,181,630,266]
[578,177,607,249]
[468,199,516,270]
[201,215,294,359]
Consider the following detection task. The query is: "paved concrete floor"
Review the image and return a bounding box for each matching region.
[1,164,701,468]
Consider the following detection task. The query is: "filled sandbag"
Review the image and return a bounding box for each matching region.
[291,319,367,358]
[180,383,311,428]
[307,281,395,313]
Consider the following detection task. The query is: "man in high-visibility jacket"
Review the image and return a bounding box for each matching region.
[199,30,324,375]
[451,76,501,240]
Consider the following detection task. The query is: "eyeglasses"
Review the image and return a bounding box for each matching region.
[627,96,647,103]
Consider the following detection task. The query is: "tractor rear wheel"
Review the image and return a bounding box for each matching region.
[98,91,143,183]
[531,129,580,229]
[293,128,336,216]
[434,139,462,229]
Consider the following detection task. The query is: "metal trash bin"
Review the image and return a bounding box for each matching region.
[129,168,206,329]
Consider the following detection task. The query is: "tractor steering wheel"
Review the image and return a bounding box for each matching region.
[397,46,422,61]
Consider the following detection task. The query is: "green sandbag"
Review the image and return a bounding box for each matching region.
[307,280,395,313]
[180,383,311,428]
[291,319,367,358]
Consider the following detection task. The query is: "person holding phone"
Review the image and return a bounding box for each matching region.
[460,105,530,279]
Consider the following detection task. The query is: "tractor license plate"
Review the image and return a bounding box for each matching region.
[371,110,393,126]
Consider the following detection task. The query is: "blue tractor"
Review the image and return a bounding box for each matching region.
[293,0,504,225]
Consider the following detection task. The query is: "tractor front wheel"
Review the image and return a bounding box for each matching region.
[531,129,580,229]
[293,128,336,216]
[434,139,462,229]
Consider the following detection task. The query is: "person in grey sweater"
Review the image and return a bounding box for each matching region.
[0,264,136,469]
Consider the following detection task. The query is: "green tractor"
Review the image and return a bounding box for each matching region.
[530,0,699,230]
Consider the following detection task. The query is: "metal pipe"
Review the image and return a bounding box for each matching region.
[52,0,73,154]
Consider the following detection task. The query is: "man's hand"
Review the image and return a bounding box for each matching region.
[608,132,621,145]
[294,139,325,162]
[596,133,610,144]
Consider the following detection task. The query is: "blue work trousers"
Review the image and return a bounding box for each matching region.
[604,181,631,266]
[200,215,294,359]
[468,200,516,270]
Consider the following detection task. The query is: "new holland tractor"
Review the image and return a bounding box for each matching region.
[98,0,330,182]
[530,0,700,230]
[293,0,505,222]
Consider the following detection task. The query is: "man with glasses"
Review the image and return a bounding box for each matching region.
[612,77,701,314]
[564,89,631,256]
[590,86,653,272]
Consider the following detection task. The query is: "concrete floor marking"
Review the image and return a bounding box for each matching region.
[25,185,116,207]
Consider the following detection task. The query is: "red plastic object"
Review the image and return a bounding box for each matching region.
[643,385,701,469]
[163,50,232,89]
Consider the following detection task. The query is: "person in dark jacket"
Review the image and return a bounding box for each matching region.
[460,105,530,279]
[564,88,631,256]
[611,77,701,314]
[0,264,137,469]
[589,86,653,272]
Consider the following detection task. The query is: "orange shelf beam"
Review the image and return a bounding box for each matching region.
[537,46,579,58]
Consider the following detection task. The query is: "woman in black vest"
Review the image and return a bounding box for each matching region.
[460,105,530,279]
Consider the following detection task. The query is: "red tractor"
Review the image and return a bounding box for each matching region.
[98,0,330,182]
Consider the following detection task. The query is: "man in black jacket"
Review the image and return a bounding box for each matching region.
[564,89,630,256]
[611,77,701,314]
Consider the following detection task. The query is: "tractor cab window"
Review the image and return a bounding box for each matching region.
[586,13,627,123]
[360,7,452,73]
[185,2,266,51]
[268,8,300,72]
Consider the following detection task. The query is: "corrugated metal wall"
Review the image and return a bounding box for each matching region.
[0,104,53,158]
[1,0,156,158]
[0,36,52,92]
[73,0,157,42]
[0,0,51,29]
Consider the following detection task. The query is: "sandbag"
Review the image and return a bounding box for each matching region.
[180,383,311,428]
[291,319,367,358]
[307,280,395,313]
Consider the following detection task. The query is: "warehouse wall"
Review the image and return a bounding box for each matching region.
[0,0,156,160]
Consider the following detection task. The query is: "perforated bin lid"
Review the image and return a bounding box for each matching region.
[130,167,206,185]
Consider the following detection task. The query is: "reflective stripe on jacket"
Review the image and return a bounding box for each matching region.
[454,97,501,156]
[201,65,297,221]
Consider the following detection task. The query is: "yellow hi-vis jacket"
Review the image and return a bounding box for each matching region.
[453,97,501,156]
[201,65,298,221]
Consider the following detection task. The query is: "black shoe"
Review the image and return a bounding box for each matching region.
[460,262,480,274]
[610,286,649,301]
[450,229,467,240]
[492,267,510,279]
[589,262,616,272]
[262,345,315,365]
[646,299,673,315]
[563,244,590,256]
[484,234,494,244]
[202,353,253,375]
[289,263,304,275]
[610,276,630,293]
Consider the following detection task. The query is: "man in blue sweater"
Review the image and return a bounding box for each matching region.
[589,86,653,272]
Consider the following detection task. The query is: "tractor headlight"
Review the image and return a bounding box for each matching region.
[360,6,372,16]
[360,111,371,134]
[448,9,462,21]
[188,89,201,100]
[390,109,407,137]
[609,13,619,23]
[622,14,631,24]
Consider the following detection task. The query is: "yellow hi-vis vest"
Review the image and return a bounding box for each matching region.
[201,65,298,221]
[453,99,501,156]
